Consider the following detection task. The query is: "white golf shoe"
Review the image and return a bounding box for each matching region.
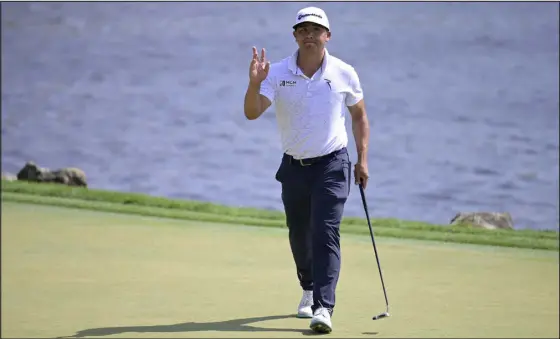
[310,307,333,334]
[296,290,313,318]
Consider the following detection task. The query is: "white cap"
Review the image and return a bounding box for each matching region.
[293,7,330,31]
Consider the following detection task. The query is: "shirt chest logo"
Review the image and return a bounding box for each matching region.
[279,80,297,87]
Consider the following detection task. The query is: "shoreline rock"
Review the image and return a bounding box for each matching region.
[451,212,514,230]
[16,161,87,188]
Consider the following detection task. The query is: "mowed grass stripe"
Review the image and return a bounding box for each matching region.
[2,180,557,240]
[1,180,558,251]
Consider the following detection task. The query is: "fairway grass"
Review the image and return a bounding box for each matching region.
[2,202,558,338]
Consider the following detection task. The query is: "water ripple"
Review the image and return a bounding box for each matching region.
[1,2,558,230]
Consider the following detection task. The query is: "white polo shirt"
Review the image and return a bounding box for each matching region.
[260,48,364,160]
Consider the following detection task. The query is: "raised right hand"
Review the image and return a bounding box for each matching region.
[249,46,270,85]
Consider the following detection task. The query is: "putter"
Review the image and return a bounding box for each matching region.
[359,183,390,320]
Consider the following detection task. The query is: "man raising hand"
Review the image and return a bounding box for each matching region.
[243,6,370,334]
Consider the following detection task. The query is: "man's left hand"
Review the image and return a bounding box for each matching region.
[354,162,369,189]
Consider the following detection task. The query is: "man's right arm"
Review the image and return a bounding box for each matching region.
[244,82,272,120]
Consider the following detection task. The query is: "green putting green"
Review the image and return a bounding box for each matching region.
[2,202,558,338]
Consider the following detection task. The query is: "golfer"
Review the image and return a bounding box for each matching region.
[243,6,370,334]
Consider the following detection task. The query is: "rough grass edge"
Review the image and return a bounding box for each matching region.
[1,180,558,251]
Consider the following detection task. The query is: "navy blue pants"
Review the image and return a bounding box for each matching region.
[275,147,351,313]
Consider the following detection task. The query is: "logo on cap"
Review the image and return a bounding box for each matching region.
[298,13,323,20]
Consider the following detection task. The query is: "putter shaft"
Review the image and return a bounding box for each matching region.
[359,184,391,321]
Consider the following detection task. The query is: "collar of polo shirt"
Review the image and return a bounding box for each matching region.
[287,48,331,79]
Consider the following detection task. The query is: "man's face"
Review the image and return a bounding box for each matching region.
[293,22,331,51]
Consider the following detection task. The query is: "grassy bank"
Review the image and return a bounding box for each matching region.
[1,180,558,251]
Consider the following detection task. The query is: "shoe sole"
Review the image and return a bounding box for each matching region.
[297,312,313,318]
[310,321,332,334]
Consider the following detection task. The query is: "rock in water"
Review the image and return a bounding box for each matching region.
[16,162,45,181]
[16,161,87,187]
[450,212,514,230]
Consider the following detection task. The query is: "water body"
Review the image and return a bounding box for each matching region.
[2,2,558,230]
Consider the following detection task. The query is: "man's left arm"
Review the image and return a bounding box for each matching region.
[345,68,370,188]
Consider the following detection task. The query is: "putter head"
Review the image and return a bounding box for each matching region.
[372,312,390,320]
